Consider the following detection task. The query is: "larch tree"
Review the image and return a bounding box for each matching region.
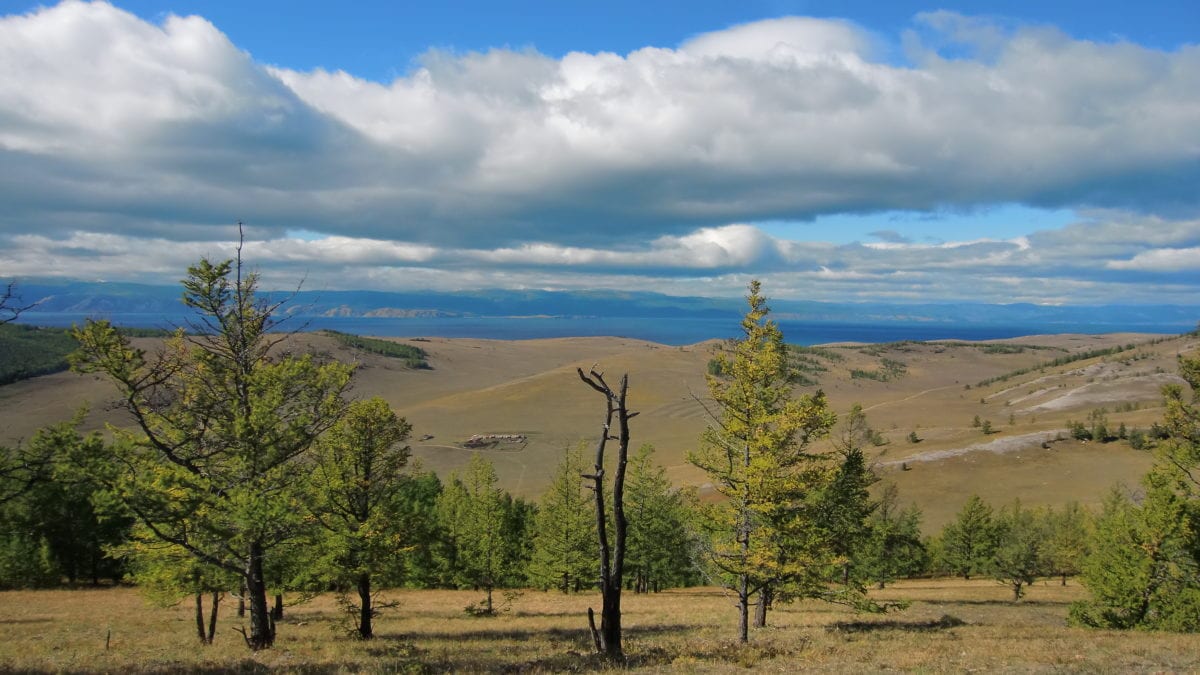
[988,500,1047,601]
[70,249,352,650]
[688,280,837,642]
[304,397,413,639]
[1070,350,1200,631]
[856,483,925,589]
[436,453,514,616]
[938,495,999,581]
[1043,502,1091,586]
[528,445,595,593]
[625,444,696,593]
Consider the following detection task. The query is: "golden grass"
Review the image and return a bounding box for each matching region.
[1,580,1197,673]
[3,331,1196,532]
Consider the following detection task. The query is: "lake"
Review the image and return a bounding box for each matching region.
[16,312,1185,346]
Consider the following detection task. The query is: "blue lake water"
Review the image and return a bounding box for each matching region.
[17,312,1184,346]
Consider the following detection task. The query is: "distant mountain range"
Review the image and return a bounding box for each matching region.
[11,279,1199,332]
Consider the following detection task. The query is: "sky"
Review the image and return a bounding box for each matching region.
[0,0,1198,305]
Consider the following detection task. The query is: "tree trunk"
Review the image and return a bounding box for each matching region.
[272,593,284,621]
[237,578,246,618]
[738,574,750,643]
[578,369,633,663]
[195,592,208,645]
[754,586,772,628]
[1061,573,1068,586]
[1012,583,1022,602]
[207,591,220,644]
[357,572,373,639]
[246,543,274,650]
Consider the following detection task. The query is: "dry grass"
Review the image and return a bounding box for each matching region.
[3,331,1196,532]
[1,580,1197,673]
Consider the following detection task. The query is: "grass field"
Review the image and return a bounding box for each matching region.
[2,330,1197,534]
[0,580,1195,673]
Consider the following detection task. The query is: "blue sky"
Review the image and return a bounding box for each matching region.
[0,1,1198,304]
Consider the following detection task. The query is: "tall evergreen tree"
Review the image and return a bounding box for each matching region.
[625,445,696,593]
[688,281,837,642]
[437,453,519,615]
[988,500,1047,601]
[528,446,595,592]
[938,495,999,580]
[856,483,925,588]
[70,250,352,649]
[304,397,413,639]
[1043,502,1091,586]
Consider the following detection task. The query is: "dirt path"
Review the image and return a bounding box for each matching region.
[863,384,961,412]
[880,430,1065,466]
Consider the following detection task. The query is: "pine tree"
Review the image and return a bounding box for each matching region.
[939,495,998,580]
[1043,502,1091,586]
[625,444,696,593]
[856,483,925,588]
[70,250,352,649]
[528,446,595,592]
[988,500,1047,601]
[304,397,413,639]
[1070,350,1200,630]
[437,453,517,615]
[688,281,837,642]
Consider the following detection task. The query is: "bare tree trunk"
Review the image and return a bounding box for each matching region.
[578,369,635,663]
[272,593,284,621]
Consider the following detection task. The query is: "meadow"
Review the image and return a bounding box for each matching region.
[1,580,1196,673]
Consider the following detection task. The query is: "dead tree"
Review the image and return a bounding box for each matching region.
[577,367,637,663]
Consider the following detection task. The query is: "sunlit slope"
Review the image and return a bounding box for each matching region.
[2,329,1195,530]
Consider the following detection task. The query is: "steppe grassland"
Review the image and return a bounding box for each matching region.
[1,581,1197,673]
[1,330,1194,531]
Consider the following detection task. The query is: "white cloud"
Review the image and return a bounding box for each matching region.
[0,3,1198,306]
[1,2,1199,251]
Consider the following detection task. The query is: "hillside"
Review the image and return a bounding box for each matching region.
[2,329,1196,531]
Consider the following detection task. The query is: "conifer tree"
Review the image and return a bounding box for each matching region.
[856,483,925,588]
[437,453,517,615]
[1043,502,1091,586]
[625,444,696,593]
[304,397,413,639]
[1070,350,1200,630]
[70,249,352,649]
[988,500,1047,601]
[939,495,998,580]
[688,280,837,642]
[528,446,595,592]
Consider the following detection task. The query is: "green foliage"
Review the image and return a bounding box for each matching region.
[625,444,699,592]
[688,281,840,641]
[988,500,1047,601]
[69,254,354,649]
[937,495,999,580]
[854,483,926,588]
[321,330,430,369]
[301,397,413,638]
[1071,351,1200,631]
[0,420,129,589]
[1043,502,1092,584]
[0,323,77,385]
[527,446,595,593]
[850,358,907,382]
[436,454,528,615]
[973,340,1176,389]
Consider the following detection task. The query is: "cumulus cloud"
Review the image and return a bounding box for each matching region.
[1,2,1198,306]
[0,2,1198,251]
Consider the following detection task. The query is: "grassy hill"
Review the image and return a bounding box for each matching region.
[0,324,77,385]
[2,328,1196,531]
